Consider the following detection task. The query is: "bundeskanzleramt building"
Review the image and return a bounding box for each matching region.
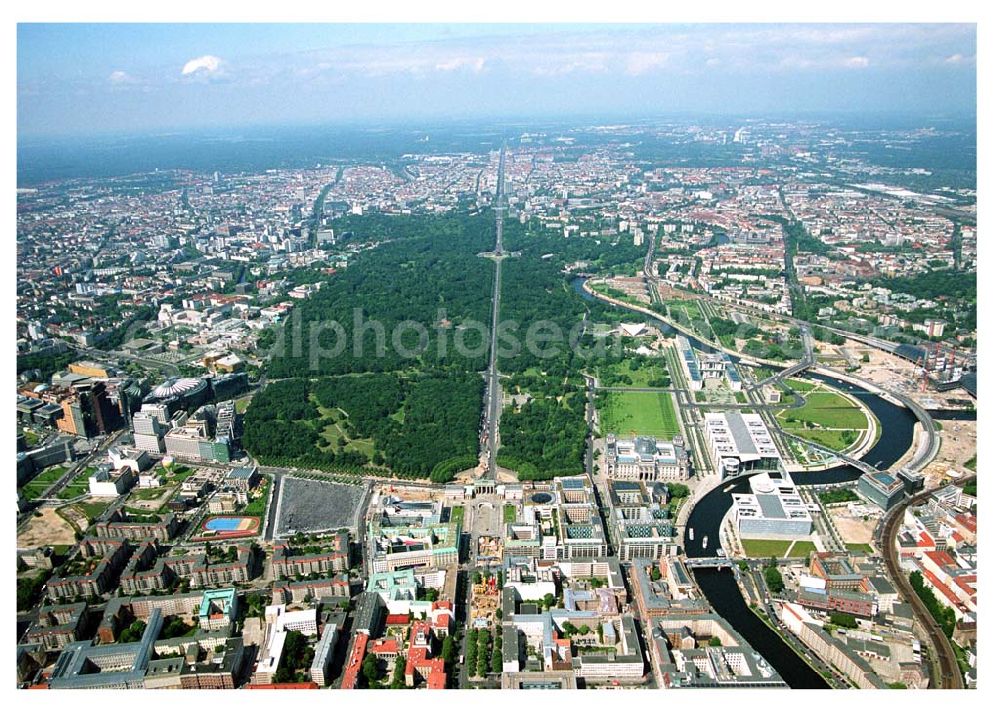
[704,411,781,480]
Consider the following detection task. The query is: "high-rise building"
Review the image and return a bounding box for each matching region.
[55,382,120,437]
[133,409,167,454]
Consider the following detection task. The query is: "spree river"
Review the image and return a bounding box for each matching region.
[572,276,919,688]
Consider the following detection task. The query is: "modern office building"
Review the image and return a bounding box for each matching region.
[55,382,121,437]
[857,471,907,511]
[132,407,168,454]
[676,335,704,389]
[310,619,342,687]
[607,481,676,560]
[88,464,138,497]
[554,476,608,559]
[164,422,231,463]
[704,411,781,480]
[732,471,814,539]
[675,335,742,391]
[368,500,460,573]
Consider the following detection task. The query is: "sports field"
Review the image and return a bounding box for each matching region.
[194,515,261,541]
[600,391,680,437]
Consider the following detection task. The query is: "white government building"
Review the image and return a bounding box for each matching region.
[704,412,781,480]
[732,470,816,539]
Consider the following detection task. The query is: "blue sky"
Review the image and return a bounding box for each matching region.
[17,23,976,136]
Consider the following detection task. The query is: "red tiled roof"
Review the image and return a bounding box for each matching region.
[954,575,977,597]
[426,669,447,690]
[340,632,370,690]
[955,513,977,533]
[919,566,966,612]
[386,614,410,626]
[924,550,957,569]
[371,639,400,654]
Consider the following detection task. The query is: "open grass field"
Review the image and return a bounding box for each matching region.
[76,499,114,522]
[742,539,817,558]
[20,465,69,501]
[741,539,795,558]
[788,541,818,558]
[503,503,517,524]
[846,542,875,553]
[777,378,871,455]
[600,391,680,437]
[779,392,868,430]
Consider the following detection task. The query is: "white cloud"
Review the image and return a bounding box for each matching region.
[435,56,486,73]
[108,70,132,84]
[181,55,223,76]
[843,56,870,69]
[945,53,966,64]
[624,51,671,76]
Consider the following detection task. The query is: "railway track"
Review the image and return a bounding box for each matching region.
[879,477,972,689]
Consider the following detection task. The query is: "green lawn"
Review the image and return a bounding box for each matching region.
[845,542,874,554]
[742,539,816,558]
[778,381,868,429]
[600,391,680,437]
[235,395,253,414]
[20,465,70,500]
[788,541,817,558]
[777,380,870,454]
[154,464,193,484]
[964,455,976,471]
[741,539,795,558]
[786,427,860,451]
[132,487,169,500]
[784,378,815,392]
[77,500,113,522]
[503,504,517,524]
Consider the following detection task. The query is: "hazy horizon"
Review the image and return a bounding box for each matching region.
[18,23,976,138]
